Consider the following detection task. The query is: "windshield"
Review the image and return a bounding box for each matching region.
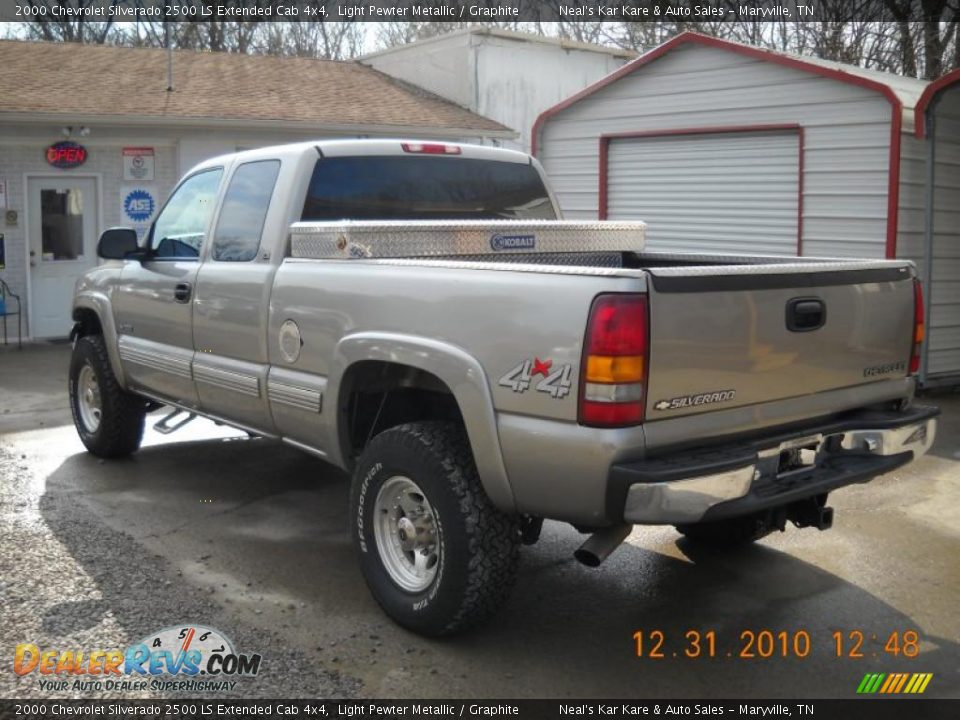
[301,156,556,221]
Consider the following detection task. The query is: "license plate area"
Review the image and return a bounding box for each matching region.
[758,434,822,482]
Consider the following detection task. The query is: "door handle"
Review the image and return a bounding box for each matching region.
[786,297,826,332]
[174,282,192,304]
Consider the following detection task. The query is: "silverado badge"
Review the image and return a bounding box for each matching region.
[654,390,736,411]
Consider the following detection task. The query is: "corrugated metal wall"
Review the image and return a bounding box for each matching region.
[606,129,800,255]
[539,43,893,259]
[925,87,960,378]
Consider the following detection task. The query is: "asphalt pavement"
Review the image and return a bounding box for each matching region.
[1,343,958,699]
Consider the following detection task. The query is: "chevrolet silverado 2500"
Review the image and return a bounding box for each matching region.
[69,140,938,635]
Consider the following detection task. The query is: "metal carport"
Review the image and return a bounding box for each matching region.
[915,72,960,385]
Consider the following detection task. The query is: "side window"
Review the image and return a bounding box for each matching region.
[151,168,223,259]
[212,160,281,262]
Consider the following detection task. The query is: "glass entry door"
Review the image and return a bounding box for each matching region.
[27,177,98,338]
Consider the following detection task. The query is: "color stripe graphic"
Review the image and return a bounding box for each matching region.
[857,672,933,694]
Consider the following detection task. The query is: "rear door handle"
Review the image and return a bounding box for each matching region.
[174,282,192,303]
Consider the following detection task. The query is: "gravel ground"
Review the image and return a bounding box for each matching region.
[0,441,360,700]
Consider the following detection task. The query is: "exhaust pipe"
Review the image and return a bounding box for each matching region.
[574,523,632,567]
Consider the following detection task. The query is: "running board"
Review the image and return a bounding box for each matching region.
[153,409,197,435]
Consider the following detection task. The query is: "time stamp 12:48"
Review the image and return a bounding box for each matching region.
[633,630,921,659]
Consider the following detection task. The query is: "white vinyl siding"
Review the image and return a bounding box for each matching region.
[606,130,799,255]
[539,43,894,259]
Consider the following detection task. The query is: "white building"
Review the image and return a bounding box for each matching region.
[362,27,634,152]
[534,31,958,385]
[0,40,512,342]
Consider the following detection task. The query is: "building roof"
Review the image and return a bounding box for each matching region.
[0,39,512,137]
[360,27,637,61]
[774,47,929,111]
[534,31,931,155]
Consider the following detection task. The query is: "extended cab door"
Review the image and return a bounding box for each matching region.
[114,167,224,406]
[191,159,282,432]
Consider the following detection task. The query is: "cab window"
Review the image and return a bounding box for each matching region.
[151,168,223,259]
[212,160,280,262]
[301,156,556,221]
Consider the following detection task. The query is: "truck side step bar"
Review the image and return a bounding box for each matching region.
[153,409,196,435]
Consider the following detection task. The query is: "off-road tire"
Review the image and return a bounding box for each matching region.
[675,515,775,546]
[69,334,146,458]
[351,421,520,636]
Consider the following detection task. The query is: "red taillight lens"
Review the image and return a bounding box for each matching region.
[584,296,648,356]
[910,278,924,374]
[579,294,649,427]
[401,142,461,155]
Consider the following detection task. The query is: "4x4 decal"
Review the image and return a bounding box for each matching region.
[499,358,572,399]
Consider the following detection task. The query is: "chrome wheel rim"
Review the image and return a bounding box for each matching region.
[373,475,440,593]
[77,364,102,433]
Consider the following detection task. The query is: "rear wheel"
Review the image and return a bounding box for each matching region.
[351,421,520,636]
[69,335,146,458]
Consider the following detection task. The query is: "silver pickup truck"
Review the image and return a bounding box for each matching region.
[70,139,938,635]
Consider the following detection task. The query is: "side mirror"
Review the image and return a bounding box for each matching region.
[97,228,143,260]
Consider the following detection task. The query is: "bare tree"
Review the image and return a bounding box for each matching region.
[13,10,960,80]
[20,1,116,43]
[258,21,364,60]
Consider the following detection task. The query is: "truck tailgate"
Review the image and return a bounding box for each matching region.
[644,260,917,419]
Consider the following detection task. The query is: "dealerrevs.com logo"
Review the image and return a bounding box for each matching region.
[14,625,262,693]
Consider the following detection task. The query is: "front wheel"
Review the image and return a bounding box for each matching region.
[350,421,520,636]
[69,335,146,458]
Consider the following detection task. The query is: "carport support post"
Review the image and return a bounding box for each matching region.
[921,107,937,384]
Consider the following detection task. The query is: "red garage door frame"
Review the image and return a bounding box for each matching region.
[532,31,904,259]
[598,123,805,255]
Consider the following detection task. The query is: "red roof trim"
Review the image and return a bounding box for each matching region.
[887,111,904,259]
[532,31,904,259]
[914,68,960,138]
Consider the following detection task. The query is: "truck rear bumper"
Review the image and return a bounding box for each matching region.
[616,405,939,525]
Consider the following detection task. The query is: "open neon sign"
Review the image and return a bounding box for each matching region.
[46,141,87,169]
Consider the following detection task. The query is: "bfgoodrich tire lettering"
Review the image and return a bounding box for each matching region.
[69,335,146,458]
[350,421,520,636]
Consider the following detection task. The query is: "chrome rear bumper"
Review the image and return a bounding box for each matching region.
[620,410,937,525]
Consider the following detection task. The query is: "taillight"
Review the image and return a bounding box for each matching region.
[401,142,461,155]
[579,294,649,427]
[910,278,924,374]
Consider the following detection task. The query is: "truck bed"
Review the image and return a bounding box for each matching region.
[281,218,916,430]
